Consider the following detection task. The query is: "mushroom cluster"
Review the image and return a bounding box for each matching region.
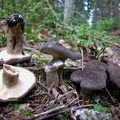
[70,60,107,98]
[40,43,82,87]
[70,59,120,98]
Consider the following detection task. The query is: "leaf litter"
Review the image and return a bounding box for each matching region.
[0,31,120,120]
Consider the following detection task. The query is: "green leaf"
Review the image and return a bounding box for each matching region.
[87,116,91,120]
[22,110,31,116]
[14,104,20,110]
[103,36,112,39]
[7,99,20,102]
[93,104,108,111]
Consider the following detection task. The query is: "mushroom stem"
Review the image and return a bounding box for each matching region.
[6,13,24,54]
[45,60,64,87]
[7,25,23,54]
[57,67,64,83]
[2,64,19,87]
[80,88,92,98]
[46,71,59,87]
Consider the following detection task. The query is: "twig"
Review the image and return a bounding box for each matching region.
[23,39,28,46]
[46,0,62,23]
[105,87,116,104]
[34,104,67,118]
[24,66,45,71]
[64,98,79,106]
[35,104,93,119]
[98,39,120,48]
[33,100,49,113]
[57,90,75,100]
[80,48,84,70]
[28,92,47,98]
[23,46,40,53]
[37,76,47,89]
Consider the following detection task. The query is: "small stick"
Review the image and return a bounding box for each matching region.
[37,76,47,89]
[28,92,47,98]
[80,48,84,70]
[105,87,116,104]
[34,104,67,118]
[34,104,93,119]
[57,90,75,100]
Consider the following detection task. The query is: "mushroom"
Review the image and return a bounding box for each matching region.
[0,64,36,102]
[107,62,120,88]
[70,60,107,98]
[39,43,82,61]
[84,60,107,79]
[0,13,31,65]
[40,43,82,87]
[45,59,64,87]
[70,70,106,98]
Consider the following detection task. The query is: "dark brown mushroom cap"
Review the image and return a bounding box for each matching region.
[107,62,120,88]
[80,71,106,90]
[84,60,107,79]
[70,70,87,84]
[39,43,82,61]
[84,60,107,72]
[70,69,106,90]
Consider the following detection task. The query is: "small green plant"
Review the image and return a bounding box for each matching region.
[94,18,115,31]
[62,79,67,84]
[0,31,6,47]
[87,116,91,120]
[14,103,31,116]
[14,103,20,110]
[55,23,114,58]
[22,110,31,116]
[24,26,40,43]
[93,104,108,111]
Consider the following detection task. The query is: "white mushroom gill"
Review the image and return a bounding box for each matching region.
[45,61,64,72]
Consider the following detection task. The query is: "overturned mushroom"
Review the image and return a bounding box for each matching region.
[0,13,31,65]
[40,43,82,87]
[107,62,120,88]
[70,70,106,98]
[0,64,36,102]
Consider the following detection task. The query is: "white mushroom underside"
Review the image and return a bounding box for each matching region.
[45,61,64,72]
[0,49,30,61]
[0,67,36,101]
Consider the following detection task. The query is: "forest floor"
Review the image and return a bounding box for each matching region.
[0,28,120,120]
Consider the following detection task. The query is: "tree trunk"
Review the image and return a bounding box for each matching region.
[92,0,112,23]
[113,0,119,30]
[6,13,24,55]
[63,0,75,26]
[92,0,99,24]
[100,0,111,20]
